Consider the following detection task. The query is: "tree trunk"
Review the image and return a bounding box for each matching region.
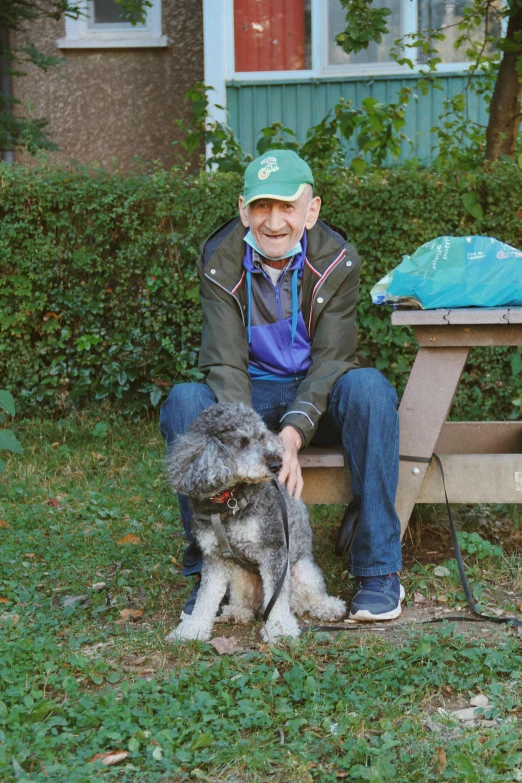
[485,6,522,160]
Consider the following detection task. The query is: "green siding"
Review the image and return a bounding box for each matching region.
[226,74,490,164]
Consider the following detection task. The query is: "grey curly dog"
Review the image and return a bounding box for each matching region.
[166,402,346,643]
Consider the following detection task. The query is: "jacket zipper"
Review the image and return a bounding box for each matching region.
[204,273,246,326]
[274,278,299,376]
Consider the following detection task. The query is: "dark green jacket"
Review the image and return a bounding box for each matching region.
[196,217,361,447]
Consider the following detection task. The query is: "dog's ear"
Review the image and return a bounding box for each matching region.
[167,435,236,499]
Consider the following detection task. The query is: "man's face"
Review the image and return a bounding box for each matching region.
[238,187,321,261]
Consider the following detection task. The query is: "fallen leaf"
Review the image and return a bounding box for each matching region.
[433,566,450,577]
[91,582,106,591]
[210,636,243,655]
[119,608,144,621]
[92,452,106,460]
[24,553,35,559]
[43,312,60,322]
[436,746,447,773]
[52,441,60,447]
[0,598,10,604]
[0,520,10,529]
[413,591,427,603]
[436,595,449,604]
[130,495,142,502]
[46,498,61,508]
[89,751,128,766]
[129,656,148,666]
[117,534,141,546]
[0,613,20,627]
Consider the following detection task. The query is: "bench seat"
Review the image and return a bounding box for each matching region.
[299,420,522,505]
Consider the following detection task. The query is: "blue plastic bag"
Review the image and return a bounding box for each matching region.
[371,236,522,309]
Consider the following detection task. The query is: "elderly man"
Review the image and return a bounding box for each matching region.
[160,150,403,622]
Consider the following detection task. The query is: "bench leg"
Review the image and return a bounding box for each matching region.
[396,346,469,537]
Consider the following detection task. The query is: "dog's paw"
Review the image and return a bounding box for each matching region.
[262,614,300,644]
[165,621,212,643]
[309,596,347,622]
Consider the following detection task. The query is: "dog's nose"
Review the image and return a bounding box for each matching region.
[267,458,282,473]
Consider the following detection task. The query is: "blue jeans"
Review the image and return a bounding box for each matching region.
[159,369,402,578]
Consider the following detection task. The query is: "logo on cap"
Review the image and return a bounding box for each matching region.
[258,157,279,180]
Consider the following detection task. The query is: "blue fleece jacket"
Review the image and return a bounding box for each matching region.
[243,231,312,381]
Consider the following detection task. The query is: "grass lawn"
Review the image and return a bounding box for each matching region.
[1,413,521,782]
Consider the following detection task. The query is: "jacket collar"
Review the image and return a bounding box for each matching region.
[200,217,346,290]
[243,231,308,276]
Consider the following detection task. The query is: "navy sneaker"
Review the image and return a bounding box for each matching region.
[349,573,405,622]
[180,575,229,620]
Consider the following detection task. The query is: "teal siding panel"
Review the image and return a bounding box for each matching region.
[226,74,492,165]
[237,87,255,155]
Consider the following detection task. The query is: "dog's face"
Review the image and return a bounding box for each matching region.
[167,403,284,500]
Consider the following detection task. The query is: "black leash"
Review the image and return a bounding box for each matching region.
[399,453,522,628]
[197,478,290,625]
[309,454,522,634]
[263,478,290,624]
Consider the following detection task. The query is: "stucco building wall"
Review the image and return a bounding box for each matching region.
[11,0,203,168]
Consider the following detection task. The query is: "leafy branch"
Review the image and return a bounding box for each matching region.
[337,0,522,163]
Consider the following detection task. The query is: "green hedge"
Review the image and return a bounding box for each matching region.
[1,162,522,418]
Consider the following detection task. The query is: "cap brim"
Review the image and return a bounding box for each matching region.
[242,182,307,207]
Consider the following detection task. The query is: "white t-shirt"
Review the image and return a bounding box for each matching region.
[259,259,291,286]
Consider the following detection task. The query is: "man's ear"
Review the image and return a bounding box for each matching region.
[238,195,249,228]
[305,195,322,230]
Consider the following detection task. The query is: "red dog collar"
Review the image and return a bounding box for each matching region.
[209,490,235,504]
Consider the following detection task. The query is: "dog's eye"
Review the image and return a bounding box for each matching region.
[239,437,249,448]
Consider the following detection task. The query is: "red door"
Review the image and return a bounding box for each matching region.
[234,0,306,72]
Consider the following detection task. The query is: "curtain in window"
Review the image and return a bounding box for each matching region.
[234,0,309,72]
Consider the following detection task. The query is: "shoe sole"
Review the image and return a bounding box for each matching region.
[349,586,405,622]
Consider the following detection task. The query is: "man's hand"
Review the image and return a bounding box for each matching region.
[278,426,303,500]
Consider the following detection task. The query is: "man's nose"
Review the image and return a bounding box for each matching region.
[264,206,286,232]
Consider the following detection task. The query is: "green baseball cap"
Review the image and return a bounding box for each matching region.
[242,149,314,206]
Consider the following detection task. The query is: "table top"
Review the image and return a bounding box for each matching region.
[391,307,522,326]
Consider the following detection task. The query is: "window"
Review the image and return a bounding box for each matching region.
[221,0,499,78]
[327,0,402,67]
[57,0,167,48]
[417,0,502,64]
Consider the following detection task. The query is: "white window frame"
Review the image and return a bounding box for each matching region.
[57,0,168,48]
[205,0,481,89]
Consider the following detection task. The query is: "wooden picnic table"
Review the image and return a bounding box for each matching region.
[299,307,522,538]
